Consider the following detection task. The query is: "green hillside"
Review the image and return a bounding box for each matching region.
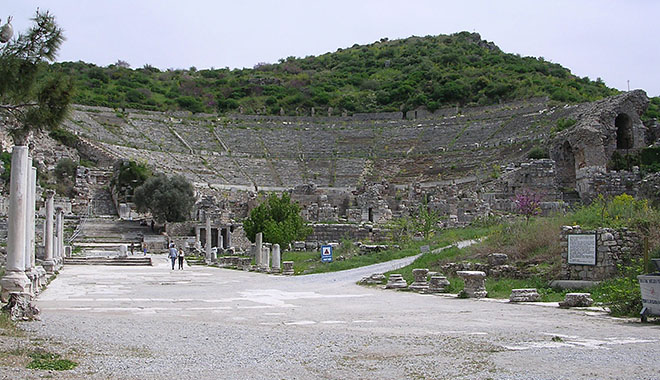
[50,32,619,115]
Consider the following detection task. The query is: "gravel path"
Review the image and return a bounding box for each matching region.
[6,251,660,380]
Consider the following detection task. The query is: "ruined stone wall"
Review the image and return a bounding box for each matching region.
[550,90,649,199]
[500,159,559,197]
[305,223,390,243]
[166,221,196,237]
[560,225,641,281]
[586,168,641,202]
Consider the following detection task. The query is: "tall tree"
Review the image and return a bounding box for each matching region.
[133,174,195,223]
[0,10,72,145]
[243,192,312,248]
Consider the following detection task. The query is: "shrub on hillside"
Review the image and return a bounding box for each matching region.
[133,174,194,223]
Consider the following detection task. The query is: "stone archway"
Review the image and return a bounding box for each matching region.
[615,113,633,149]
[557,141,576,189]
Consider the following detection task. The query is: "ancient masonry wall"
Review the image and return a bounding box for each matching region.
[588,168,641,202]
[306,223,389,243]
[560,225,641,281]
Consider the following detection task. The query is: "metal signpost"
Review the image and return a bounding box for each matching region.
[321,245,333,263]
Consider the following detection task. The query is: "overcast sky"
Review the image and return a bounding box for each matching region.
[5,1,660,96]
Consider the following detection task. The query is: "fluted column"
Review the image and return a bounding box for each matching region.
[42,190,55,274]
[0,146,31,301]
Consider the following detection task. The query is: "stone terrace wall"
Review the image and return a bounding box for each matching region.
[306,223,390,243]
[560,225,642,281]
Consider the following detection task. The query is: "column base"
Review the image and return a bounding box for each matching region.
[42,260,56,275]
[0,270,31,303]
[2,292,40,321]
[35,266,48,288]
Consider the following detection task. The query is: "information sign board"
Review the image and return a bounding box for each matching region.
[568,234,597,265]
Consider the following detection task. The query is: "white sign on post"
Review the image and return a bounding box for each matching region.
[568,234,597,265]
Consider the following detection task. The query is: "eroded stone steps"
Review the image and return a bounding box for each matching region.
[64,256,152,266]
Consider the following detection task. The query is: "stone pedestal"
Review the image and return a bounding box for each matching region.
[408,268,430,292]
[0,146,30,301]
[509,288,541,302]
[282,261,294,275]
[559,293,593,307]
[456,271,488,298]
[428,275,451,293]
[271,244,281,273]
[119,244,128,258]
[385,274,408,289]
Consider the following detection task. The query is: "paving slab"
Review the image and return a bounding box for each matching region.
[13,255,660,380]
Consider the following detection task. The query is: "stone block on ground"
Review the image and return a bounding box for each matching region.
[358,273,386,285]
[559,293,593,307]
[509,288,541,302]
[487,253,508,266]
[282,261,294,275]
[428,275,451,293]
[385,274,408,289]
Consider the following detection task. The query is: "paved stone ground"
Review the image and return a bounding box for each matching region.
[8,256,660,380]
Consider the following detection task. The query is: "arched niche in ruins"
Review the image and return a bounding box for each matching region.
[615,113,633,150]
[557,141,576,190]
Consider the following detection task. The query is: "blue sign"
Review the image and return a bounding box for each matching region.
[321,245,333,263]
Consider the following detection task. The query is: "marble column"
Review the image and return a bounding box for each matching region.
[271,244,281,272]
[42,190,55,274]
[56,208,64,267]
[255,232,263,268]
[205,216,212,262]
[226,228,232,248]
[0,146,31,301]
[211,228,218,261]
[195,227,200,248]
[262,246,270,271]
[24,162,37,294]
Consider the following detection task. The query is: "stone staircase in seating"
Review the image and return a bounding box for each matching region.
[70,217,160,262]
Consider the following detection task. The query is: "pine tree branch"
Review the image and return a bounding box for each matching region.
[0,102,38,110]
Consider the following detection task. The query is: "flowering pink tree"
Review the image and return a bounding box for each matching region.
[513,190,542,223]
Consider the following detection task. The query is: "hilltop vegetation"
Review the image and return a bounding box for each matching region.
[50,32,619,115]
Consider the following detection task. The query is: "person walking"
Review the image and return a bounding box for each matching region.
[168,243,178,270]
[178,248,185,270]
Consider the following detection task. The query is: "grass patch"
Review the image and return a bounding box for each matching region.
[283,227,490,275]
[0,311,24,337]
[485,277,567,302]
[26,350,78,371]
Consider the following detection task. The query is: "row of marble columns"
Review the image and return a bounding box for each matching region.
[196,216,232,264]
[0,146,65,302]
[253,232,281,273]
